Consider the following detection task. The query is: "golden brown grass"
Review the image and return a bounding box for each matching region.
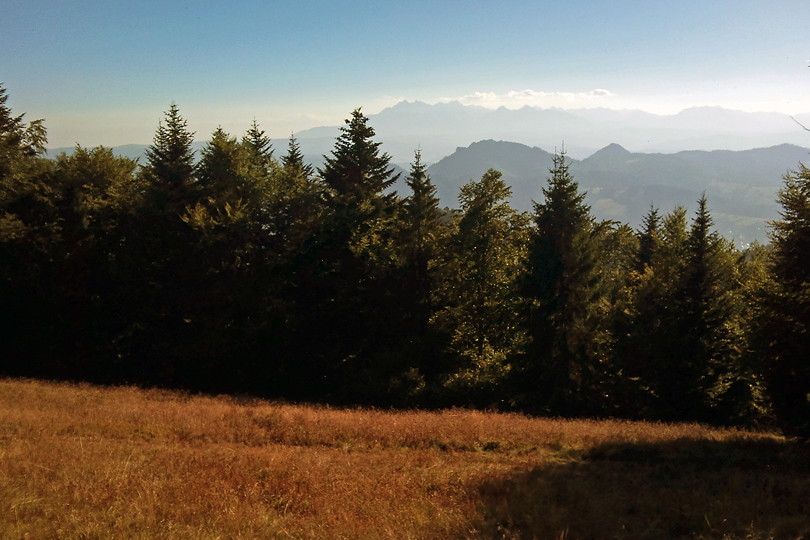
[1,378,807,539]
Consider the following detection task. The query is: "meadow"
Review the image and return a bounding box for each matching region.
[1,378,808,539]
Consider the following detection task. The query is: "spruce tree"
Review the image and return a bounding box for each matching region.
[197,127,246,202]
[399,150,446,383]
[519,150,602,415]
[123,104,203,387]
[762,164,810,436]
[281,135,313,180]
[292,109,402,402]
[242,119,274,163]
[0,84,47,187]
[637,205,661,271]
[142,103,197,212]
[651,197,744,421]
[319,108,399,205]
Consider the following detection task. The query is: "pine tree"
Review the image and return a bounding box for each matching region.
[651,196,744,421]
[637,205,661,271]
[281,135,313,180]
[762,163,810,436]
[519,150,602,415]
[319,108,399,205]
[242,119,274,164]
[142,103,197,213]
[291,109,402,402]
[399,150,446,383]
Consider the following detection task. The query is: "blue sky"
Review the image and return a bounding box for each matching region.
[2,0,808,147]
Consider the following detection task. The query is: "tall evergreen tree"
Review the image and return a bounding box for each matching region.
[0,84,47,188]
[0,85,56,378]
[519,151,602,415]
[637,205,662,271]
[142,103,197,212]
[761,163,810,436]
[120,104,203,387]
[242,119,274,163]
[290,109,402,402]
[644,197,746,421]
[320,108,399,206]
[281,135,313,180]
[399,150,447,384]
[197,127,246,202]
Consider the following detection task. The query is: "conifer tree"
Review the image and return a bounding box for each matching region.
[320,108,399,206]
[123,104,203,387]
[240,120,275,201]
[762,163,810,436]
[519,151,602,414]
[0,85,55,377]
[197,127,246,202]
[292,109,403,402]
[243,119,274,163]
[142,103,197,212]
[281,135,313,180]
[637,205,661,271]
[399,150,447,383]
[648,197,745,421]
[0,84,47,188]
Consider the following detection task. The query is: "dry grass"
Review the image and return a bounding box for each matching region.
[0,378,807,539]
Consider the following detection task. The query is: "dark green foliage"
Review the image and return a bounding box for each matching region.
[613,198,754,422]
[437,168,528,405]
[519,151,603,415]
[0,141,140,380]
[0,85,792,427]
[637,205,661,271]
[398,150,448,387]
[243,119,274,164]
[663,196,740,419]
[320,108,399,203]
[288,108,405,403]
[762,164,810,436]
[0,85,47,185]
[281,135,313,180]
[142,103,197,212]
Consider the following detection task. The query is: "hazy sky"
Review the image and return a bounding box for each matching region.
[2,0,808,147]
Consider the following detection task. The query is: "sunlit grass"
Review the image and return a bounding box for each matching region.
[1,378,807,538]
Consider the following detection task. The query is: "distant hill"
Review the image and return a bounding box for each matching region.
[426,140,810,244]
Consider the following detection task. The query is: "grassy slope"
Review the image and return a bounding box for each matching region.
[0,378,808,539]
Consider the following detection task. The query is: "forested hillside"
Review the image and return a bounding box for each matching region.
[1,86,808,435]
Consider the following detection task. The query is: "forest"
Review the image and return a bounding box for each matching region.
[1,85,808,436]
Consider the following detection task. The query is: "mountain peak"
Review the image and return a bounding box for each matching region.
[587,143,631,160]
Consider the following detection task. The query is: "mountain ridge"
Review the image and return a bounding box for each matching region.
[425,140,809,244]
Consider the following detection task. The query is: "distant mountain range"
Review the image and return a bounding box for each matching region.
[295,101,810,165]
[425,140,809,244]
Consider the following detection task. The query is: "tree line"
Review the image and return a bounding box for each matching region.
[1,86,807,435]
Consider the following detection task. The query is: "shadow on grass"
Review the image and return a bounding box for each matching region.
[473,437,810,539]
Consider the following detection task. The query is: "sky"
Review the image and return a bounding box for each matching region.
[2,0,809,148]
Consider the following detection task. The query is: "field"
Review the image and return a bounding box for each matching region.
[1,378,808,539]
